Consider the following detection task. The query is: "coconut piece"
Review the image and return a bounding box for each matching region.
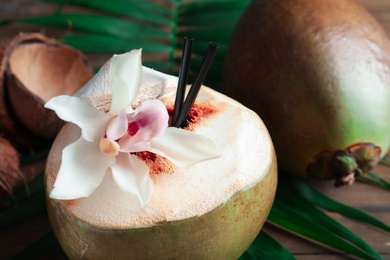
[0,136,22,199]
[46,66,277,259]
[0,37,43,149]
[0,33,93,148]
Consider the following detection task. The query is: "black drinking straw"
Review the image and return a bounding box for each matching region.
[172,37,194,127]
[174,43,218,128]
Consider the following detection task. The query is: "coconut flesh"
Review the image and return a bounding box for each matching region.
[45,62,277,259]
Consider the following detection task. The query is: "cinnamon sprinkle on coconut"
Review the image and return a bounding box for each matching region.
[135,103,217,175]
[184,103,217,131]
[136,151,175,175]
[167,103,217,131]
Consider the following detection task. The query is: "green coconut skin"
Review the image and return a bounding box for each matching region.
[223,0,390,179]
[46,152,277,260]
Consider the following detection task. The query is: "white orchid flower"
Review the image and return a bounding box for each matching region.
[45,49,220,207]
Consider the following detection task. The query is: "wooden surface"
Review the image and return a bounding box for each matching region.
[1,0,390,259]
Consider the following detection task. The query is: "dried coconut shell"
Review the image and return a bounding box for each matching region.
[0,136,22,199]
[0,33,93,148]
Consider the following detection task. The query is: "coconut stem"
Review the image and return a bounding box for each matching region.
[307,142,382,187]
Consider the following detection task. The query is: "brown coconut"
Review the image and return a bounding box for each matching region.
[0,33,93,149]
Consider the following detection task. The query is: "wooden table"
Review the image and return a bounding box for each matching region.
[1,0,390,259]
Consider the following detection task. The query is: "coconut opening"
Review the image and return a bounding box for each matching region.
[9,43,92,102]
[46,68,274,229]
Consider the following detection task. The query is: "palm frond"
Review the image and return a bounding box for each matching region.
[269,200,379,260]
[285,174,390,232]
[13,14,172,40]
[49,0,172,24]
[61,34,171,54]
[274,180,382,259]
[239,230,296,260]
[357,172,390,190]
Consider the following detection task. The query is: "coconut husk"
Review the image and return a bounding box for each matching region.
[0,32,93,150]
[0,136,22,199]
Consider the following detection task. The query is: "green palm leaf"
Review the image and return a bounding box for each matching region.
[178,0,250,15]
[45,0,173,24]
[239,230,296,260]
[274,181,382,259]
[269,200,379,260]
[13,14,172,40]
[285,174,390,232]
[178,11,244,27]
[61,34,171,54]
[357,172,390,190]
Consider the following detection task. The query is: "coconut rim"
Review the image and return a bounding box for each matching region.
[45,93,274,228]
[45,66,275,229]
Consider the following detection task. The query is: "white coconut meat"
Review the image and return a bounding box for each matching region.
[45,63,274,229]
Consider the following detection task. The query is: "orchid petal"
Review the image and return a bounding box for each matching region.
[45,96,111,142]
[118,100,168,150]
[148,127,221,168]
[133,100,169,138]
[111,153,153,207]
[106,111,128,141]
[109,49,142,115]
[118,140,150,153]
[49,138,116,200]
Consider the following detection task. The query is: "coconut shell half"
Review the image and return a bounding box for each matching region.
[0,33,93,148]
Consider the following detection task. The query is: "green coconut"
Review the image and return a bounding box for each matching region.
[223,0,390,186]
[45,64,277,259]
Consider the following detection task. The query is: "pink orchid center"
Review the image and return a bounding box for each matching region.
[128,121,140,136]
[99,100,169,155]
